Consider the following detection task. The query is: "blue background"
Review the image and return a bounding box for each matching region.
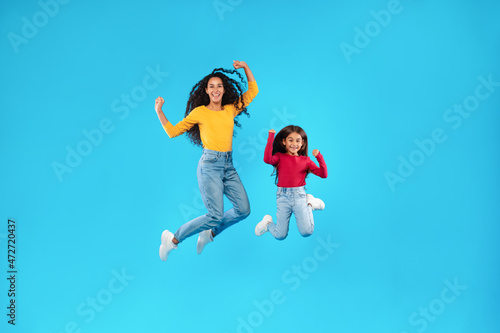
[1,0,499,332]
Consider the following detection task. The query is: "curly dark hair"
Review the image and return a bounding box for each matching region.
[271,125,309,184]
[184,68,249,147]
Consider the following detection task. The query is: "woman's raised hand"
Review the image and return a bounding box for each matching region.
[233,60,255,82]
[233,60,248,69]
[312,149,320,157]
[269,129,276,133]
[155,96,165,113]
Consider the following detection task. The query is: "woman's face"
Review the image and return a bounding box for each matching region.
[282,132,303,156]
[205,77,225,104]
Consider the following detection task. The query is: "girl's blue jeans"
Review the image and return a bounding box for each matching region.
[268,186,314,240]
[174,149,250,242]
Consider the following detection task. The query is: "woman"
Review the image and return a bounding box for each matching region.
[155,61,258,262]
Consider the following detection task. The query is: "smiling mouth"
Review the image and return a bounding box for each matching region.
[212,93,221,99]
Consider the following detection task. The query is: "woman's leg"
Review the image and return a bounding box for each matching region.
[174,153,225,243]
[293,189,314,237]
[212,162,251,236]
[268,189,292,240]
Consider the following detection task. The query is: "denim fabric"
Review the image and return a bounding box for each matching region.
[174,149,250,242]
[268,186,314,240]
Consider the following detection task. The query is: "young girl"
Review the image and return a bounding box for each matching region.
[155,61,258,261]
[255,125,327,240]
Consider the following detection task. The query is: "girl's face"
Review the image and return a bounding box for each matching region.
[282,132,303,156]
[205,77,225,104]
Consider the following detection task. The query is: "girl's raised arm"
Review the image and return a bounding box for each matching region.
[264,130,279,165]
[308,151,328,178]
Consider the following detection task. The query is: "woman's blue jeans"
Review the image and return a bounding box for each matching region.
[174,149,251,242]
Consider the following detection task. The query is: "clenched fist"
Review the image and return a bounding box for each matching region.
[155,96,165,113]
[233,60,248,69]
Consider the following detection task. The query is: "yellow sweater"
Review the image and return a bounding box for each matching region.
[163,81,259,152]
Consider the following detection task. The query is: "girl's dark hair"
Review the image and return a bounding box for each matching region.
[184,68,248,147]
[271,125,309,184]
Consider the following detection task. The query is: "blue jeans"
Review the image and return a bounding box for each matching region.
[174,149,251,242]
[268,186,314,240]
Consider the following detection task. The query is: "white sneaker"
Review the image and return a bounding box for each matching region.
[159,230,177,261]
[196,229,213,255]
[307,194,325,210]
[255,215,273,236]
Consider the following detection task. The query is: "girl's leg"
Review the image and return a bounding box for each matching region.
[268,189,292,240]
[293,189,314,237]
[212,162,251,236]
[174,153,225,243]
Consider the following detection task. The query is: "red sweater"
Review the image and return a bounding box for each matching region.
[264,132,328,187]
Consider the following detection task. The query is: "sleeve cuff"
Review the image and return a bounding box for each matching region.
[248,80,258,92]
[162,121,175,138]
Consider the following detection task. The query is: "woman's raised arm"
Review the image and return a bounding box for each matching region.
[155,96,169,127]
[233,60,255,82]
